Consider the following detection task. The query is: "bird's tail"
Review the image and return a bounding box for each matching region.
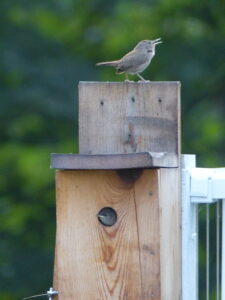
[96,60,118,67]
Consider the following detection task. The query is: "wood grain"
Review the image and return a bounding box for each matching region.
[53,81,181,299]
[134,169,161,299]
[79,81,180,159]
[159,168,181,300]
[53,169,160,300]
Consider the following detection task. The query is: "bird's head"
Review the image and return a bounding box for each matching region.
[135,38,162,53]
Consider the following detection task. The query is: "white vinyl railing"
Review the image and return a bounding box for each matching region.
[182,155,225,300]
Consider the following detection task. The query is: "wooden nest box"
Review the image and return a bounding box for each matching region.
[51,82,181,300]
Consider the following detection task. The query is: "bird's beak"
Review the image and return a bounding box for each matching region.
[153,38,162,45]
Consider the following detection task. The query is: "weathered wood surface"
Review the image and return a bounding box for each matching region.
[53,81,181,299]
[51,152,177,169]
[79,81,180,160]
[159,168,181,300]
[53,169,161,300]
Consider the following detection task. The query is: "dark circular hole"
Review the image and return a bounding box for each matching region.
[97,207,117,227]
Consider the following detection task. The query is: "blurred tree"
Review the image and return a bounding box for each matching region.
[0,0,224,298]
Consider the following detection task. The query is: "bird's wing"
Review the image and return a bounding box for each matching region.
[116,50,148,73]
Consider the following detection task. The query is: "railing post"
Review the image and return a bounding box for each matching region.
[181,155,198,300]
[222,200,225,300]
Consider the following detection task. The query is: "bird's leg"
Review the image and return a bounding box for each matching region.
[137,73,150,82]
[124,73,131,82]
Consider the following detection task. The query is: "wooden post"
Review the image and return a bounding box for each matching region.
[52,82,181,300]
[79,82,179,156]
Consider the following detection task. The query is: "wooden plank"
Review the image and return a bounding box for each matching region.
[79,81,180,161]
[54,169,160,299]
[159,168,181,300]
[50,152,178,169]
[134,169,161,299]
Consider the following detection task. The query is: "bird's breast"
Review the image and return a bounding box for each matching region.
[131,60,152,74]
[130,53,153,74]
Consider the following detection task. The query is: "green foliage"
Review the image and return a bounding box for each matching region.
[0,0,224,298]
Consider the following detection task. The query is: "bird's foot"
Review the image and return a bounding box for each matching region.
[138,80,151,83]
